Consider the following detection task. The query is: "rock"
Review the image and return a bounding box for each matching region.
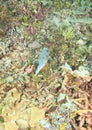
[16,119,30,130]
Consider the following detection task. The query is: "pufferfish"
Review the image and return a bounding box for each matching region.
[35,47,49,75]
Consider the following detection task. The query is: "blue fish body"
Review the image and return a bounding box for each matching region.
[35,48,49,74]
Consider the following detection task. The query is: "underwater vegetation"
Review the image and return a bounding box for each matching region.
[0,0,92,130]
